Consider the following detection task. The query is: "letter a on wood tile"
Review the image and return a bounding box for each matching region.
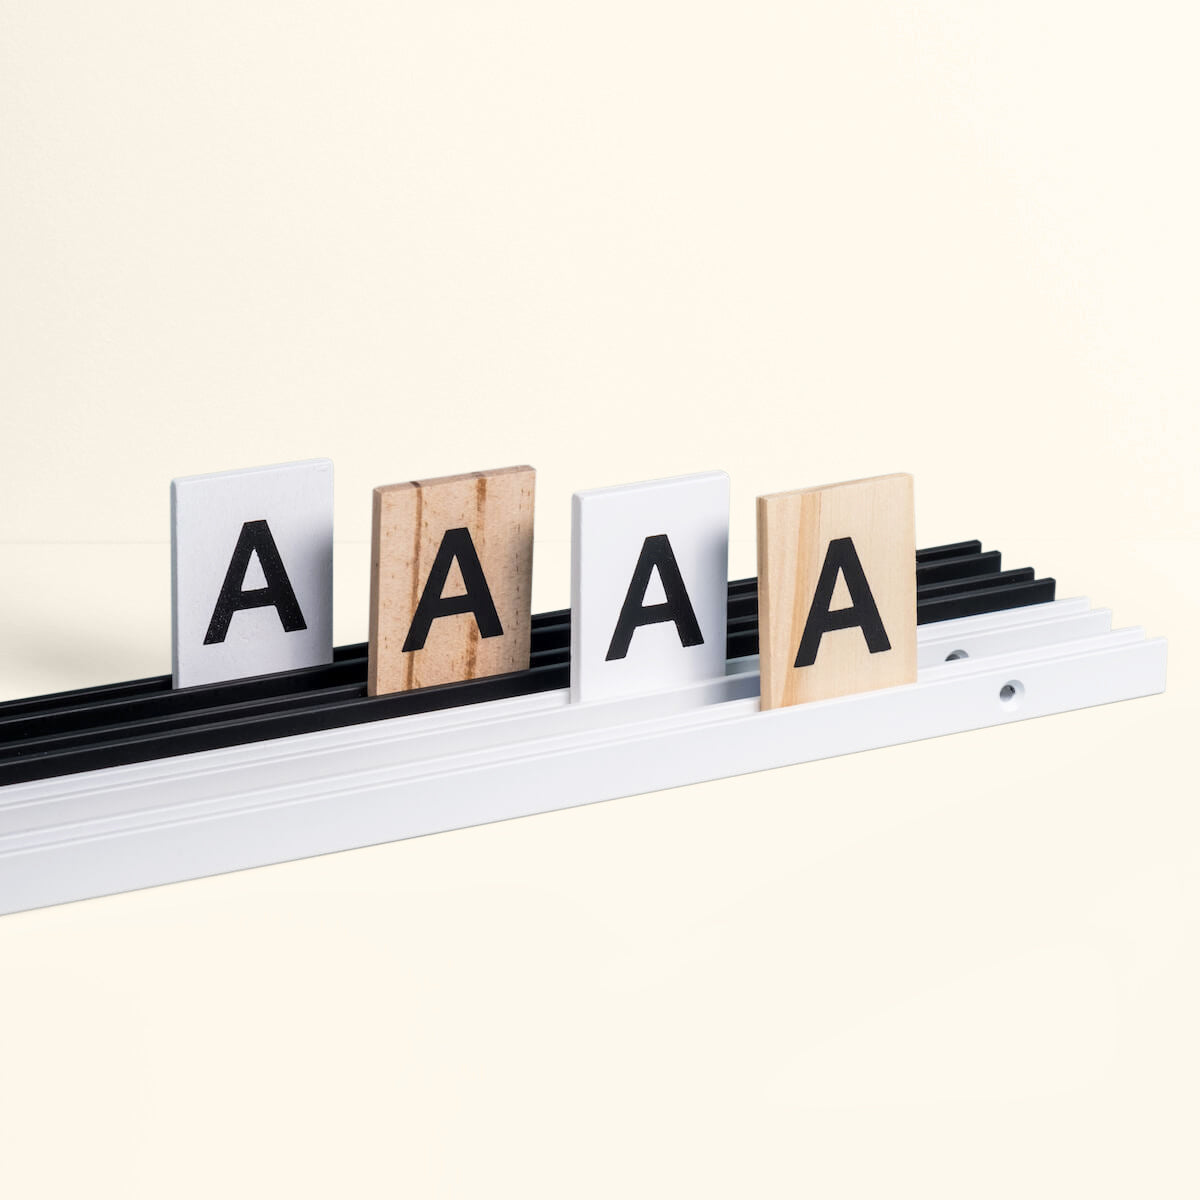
[171,459,334,689]
[368,466,535,696]
[757,473,916,709]
[571,471,729,704]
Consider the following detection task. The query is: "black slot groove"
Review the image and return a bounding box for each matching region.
[916,578,1056,626]
[916,551,1001,584]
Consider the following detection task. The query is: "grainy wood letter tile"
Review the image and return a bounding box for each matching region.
[757,472,916,709]
[369,466,535,696]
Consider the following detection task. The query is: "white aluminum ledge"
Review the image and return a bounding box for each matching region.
[0,599,1167,916]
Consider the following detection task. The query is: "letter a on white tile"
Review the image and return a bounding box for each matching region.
[571,471,729,703]
[171,459,334,688]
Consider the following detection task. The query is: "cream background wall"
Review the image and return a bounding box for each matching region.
[0,3,1196,1197]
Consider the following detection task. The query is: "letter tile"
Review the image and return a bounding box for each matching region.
[571,471,729,703]
[369,466,535,695]
[757,473,916,709]
[172,459,334,688]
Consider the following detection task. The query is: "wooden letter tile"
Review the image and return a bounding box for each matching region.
[756,473,916,709]
[571,471,729,703]
[368,466,535,696]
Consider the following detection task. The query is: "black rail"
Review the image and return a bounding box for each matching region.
[0,540,1054,787]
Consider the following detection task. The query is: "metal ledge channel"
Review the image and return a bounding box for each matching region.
[0,599,1167,916]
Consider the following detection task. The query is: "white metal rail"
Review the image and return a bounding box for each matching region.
[0,599,1167,916]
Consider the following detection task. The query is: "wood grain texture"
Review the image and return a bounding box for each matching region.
[368,466,535,696]
[756,472,916,710]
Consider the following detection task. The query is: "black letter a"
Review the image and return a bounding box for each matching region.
[605,534,704,661]
[401,527,504,652]
[794,536,891,667]
[204,519,308,644]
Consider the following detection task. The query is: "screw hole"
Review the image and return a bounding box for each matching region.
[945,649,969,661]
[998,679,1025,708]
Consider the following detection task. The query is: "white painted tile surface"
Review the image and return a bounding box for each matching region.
[571,471,729,703]
[171,459,334,688]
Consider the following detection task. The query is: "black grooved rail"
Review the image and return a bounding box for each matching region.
[0,540,1055,787]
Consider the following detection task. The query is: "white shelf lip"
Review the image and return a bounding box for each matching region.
[0,598,1167,917]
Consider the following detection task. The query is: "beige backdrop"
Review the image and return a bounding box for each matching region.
[1,2,1196,1197]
